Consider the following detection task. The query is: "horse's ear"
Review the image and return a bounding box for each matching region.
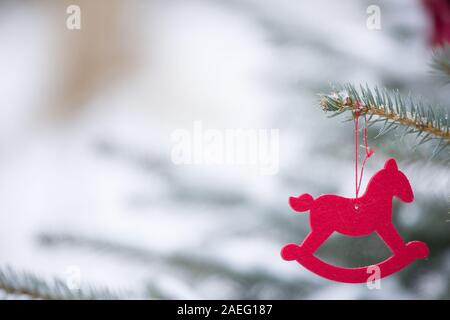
[384,158,398,171]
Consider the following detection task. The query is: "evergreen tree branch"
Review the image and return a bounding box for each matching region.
[431,44,450,83]
[37,232,316,299]
[0,266,121,300]
[320,84,450,156]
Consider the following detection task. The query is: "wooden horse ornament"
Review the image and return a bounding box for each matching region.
[281,158,429,283]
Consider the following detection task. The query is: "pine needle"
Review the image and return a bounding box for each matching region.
[0,265,121,300]
[319,84,450,155]
[431,44,450,83]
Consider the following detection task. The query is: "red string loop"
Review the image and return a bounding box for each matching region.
[354,103,374,201]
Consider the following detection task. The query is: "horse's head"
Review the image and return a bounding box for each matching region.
[383,158,414,203]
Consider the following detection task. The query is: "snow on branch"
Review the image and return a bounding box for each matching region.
[0,266,120,300]
[320,84,450,157]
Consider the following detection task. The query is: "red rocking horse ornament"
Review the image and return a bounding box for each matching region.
[281,158,429,283]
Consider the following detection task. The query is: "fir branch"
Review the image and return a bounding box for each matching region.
[37,232,316,299]
[0,266,121,300]
[431,44,450,83]
[320,84,450,156]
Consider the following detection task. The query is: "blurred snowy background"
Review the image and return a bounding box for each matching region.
[0,0,449,299]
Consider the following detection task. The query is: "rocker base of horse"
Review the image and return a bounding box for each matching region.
[281,240,429,283]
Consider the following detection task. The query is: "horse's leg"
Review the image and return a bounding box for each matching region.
[301,229,333,254]
[376,224,407,255]
[281,229,332,261]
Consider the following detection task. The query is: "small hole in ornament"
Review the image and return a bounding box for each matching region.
[354,204,359,210]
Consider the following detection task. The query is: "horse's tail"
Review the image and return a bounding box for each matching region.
[289,193,314,212]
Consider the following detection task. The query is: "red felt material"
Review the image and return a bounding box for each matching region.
[281,158,429,283]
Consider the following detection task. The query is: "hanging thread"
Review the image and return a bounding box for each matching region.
[354,103,375,204]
